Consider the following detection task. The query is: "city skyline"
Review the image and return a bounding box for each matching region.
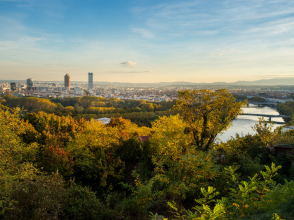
[1,0,294,83]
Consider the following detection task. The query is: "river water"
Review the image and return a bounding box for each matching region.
[217,104,285,143]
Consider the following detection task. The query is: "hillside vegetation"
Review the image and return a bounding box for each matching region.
[2,94,179,126]
[1,89,294,219]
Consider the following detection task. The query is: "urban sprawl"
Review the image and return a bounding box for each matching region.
[1,73,294,104]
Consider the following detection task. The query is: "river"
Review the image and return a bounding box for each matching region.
[217,104,285,143]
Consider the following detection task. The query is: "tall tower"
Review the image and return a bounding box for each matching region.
[88,72,93,91]
[10,82,16,91]
[26,78,34,88]
[64,74,70,89]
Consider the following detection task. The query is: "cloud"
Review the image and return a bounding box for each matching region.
[107,70,154,74]
[242,18,294,36]
[120,61,137,68]
[20,36,42,42]
[210,53,223,56]
[127,70,153,73]
[130,0,294,41]
[132,28,155,39]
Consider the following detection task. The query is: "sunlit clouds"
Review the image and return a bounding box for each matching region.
[120,61,137,68]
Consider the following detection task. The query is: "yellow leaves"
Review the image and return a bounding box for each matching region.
[176,89,246,151]
[134,178,142,187]
[85,106,115,114]
[150,114,193,158]
[233,203,240,208]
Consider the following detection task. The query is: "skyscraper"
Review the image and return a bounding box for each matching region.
[10,82,16,91]
[26,78,34,88]
[64,74,70,89]
[88,72,93,91]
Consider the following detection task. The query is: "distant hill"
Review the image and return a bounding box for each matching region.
[230,77,294,85]
[159,77,294,86]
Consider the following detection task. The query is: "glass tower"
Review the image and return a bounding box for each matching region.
[88,72,93,91]
[64,74,70,89]
[26,78,34,88]
[10,82,16,91]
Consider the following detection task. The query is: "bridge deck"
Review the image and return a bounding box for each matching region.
[242,113,291,118]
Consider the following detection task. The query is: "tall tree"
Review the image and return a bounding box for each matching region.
[176,89,246,151]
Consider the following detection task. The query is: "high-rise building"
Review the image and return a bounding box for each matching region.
[26,78,34,88]
[10,82,16,91]
[88,72,93,91]
[64,74,70,89]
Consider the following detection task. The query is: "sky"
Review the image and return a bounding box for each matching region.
[0,0,294,83]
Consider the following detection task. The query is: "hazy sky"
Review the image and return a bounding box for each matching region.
[1,0,294,83]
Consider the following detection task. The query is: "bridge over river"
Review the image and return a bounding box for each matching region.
[246,101,278,107]
[242,113,291,121]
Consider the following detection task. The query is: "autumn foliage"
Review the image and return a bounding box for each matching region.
[1,90,294,219]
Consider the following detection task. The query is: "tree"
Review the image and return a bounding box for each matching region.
[0,104,39,215]
[95,102,106,107]
[74,104,84,114]
[252,118,281,147]
[176,89,246,151]
[140,103,154,112]
[64,106,75,115]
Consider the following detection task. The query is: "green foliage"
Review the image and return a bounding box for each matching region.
[0,104,102,219]
[194,186,219,213]
[19,112,87,176]
[164,186,226,220]
[62,181,104,220]
[158,163,288,220]
[0,104,40,215]
[3,96,57,113]
[4,172,65,220]
[140,103,155,112]
[248,96,266,102]
[277,102,294,123]
[76,109,181,127]
[84,106,115,114]
[3,90,294,220]
[66,117,150,195]
[176,89,246,151]
[167,201,198,220]
[127,144,219,213]
[233,94,247,101]
[252,118,281,146]
[22,111,86,146]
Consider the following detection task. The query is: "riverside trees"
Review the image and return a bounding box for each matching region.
[176,89,246,151]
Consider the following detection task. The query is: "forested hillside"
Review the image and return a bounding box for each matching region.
[1,89,294,219]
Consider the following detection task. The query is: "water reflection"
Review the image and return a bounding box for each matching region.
[217,104,285,143]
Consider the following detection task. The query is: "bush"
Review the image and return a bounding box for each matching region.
[4,172,65,220]
[62,181,103,220]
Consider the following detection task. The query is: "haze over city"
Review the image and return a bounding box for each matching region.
[1,0,294,83]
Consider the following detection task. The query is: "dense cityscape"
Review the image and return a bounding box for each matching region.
[2,72,294,105]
